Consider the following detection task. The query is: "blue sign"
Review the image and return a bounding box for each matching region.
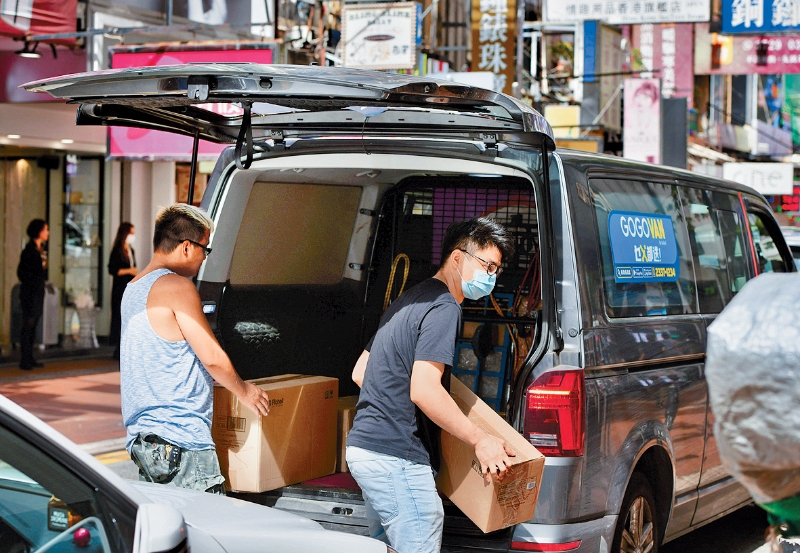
[722,0,800,34]
[608,211,680,283]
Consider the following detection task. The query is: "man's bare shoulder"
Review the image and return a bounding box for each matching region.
[149,273,199,303]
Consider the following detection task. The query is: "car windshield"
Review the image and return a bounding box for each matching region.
[0,424,117,553]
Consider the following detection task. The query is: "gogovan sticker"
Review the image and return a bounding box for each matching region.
[608,211,680,283]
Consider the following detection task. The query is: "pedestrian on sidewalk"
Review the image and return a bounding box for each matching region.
[121,204,270,494]
[17,219,49,371]
[108,222,138,359]
[346,217,517,553]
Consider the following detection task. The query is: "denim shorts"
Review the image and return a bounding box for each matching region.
[346,446,443,553]
[129,433,226,494]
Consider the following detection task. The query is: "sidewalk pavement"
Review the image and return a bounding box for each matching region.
[0,357,125,448]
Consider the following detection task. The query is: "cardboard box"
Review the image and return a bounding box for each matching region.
[336,395,359,472]
[436,375,544,533]
[213,374,338,493]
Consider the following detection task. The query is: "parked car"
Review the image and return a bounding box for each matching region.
[0,393,391,553]
[780,226,800,269]
[24,65,797,553]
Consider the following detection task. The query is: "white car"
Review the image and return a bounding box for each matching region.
[0,394,391,553]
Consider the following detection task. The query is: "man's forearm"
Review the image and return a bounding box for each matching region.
[411,385,483,447]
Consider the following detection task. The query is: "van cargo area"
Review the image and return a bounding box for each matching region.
[197,152,547,547]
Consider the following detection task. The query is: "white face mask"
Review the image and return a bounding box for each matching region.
[125,234,135,246]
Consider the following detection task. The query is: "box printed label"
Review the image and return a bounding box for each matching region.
[608,211,680,283]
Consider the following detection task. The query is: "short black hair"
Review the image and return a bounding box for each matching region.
[440,217,515,266]
[153,204,214,253]
[26,219,47,240]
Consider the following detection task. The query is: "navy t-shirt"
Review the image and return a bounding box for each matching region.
[347,278,461,470]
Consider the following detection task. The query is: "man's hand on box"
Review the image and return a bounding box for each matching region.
[475,434,516,484]
[240,382,270,417]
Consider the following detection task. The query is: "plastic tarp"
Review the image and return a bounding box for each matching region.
[706,272,800,504]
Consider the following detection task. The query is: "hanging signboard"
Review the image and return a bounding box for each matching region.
[544,0,709,24]
[695,23,800,75]
[631,24,694,105]
[623,78,662,163]
[723,162,795,195]
[471,0,517,94]
[0,0,77,44]
[341,3,418,70]
[721,0,800,34]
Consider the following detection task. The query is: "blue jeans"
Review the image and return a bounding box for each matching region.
[346,446,444,553]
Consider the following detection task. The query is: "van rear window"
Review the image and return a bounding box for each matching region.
[229,182,362,285]
[591,179,698,318]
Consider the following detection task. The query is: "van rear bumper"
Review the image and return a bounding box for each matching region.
[509,515,618,553]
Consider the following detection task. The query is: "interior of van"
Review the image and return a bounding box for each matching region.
[201,153,546,414]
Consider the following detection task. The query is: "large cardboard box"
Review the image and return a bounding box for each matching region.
[436,375,544,533]
[337,395,359,473]
[213,374,338,493]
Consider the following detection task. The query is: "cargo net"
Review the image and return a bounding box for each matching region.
[396,186,539,307]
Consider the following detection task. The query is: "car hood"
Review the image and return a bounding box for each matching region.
[130,481,385,553]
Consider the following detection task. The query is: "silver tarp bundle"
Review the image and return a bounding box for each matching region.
[706,273,800,504]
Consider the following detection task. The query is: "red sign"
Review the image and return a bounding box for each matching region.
[0,0,77,44]
[109,45,274,160]
[695,22,800,75]
[631,23,694,108]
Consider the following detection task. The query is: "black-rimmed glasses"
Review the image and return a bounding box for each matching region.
[460,249,502,276]
[184,239,212,257]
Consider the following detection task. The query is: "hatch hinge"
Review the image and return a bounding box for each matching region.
[270,130,285,151]
[187,76,210,101]
[481,134,498,157]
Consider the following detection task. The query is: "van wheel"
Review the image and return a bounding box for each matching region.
[612,472,659,553]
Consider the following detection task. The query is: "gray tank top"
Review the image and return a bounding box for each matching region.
[120,268,214,451]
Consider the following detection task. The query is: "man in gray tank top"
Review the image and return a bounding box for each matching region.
[120,204,270,494]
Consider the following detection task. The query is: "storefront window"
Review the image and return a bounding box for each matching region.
[63,156,103,309]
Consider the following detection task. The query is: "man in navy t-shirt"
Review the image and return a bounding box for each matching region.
[346,217,517,553]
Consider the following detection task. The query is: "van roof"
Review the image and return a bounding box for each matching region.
[555,148,765,199]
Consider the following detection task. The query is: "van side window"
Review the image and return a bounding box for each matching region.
[681,187,746,313]
[591,179,697,318]
[748,212,793,273]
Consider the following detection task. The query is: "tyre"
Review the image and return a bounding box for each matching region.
[611,472,659,553]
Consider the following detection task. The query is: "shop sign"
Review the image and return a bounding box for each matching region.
[341,3,418,70]
[109,45,274,160]
[544,0,709,24]
[723,162,795,195]
[623,78,662,163]
[471,0,516,94]
[695,23,800,74]
[631,23,694,106]
[722,0,800,33]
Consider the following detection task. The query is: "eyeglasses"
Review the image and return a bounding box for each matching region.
[460,249,502,276]
[184,239,212,258]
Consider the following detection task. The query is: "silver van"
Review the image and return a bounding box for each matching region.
[26,65,796,553]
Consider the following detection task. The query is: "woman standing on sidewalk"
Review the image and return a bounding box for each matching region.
[108,222,137,359]
[17,219,49,371]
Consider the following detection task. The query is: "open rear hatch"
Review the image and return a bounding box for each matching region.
[23,64,554,155]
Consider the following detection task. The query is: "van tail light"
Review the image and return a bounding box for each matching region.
[511,541,582,552]
[524,370,585,457]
